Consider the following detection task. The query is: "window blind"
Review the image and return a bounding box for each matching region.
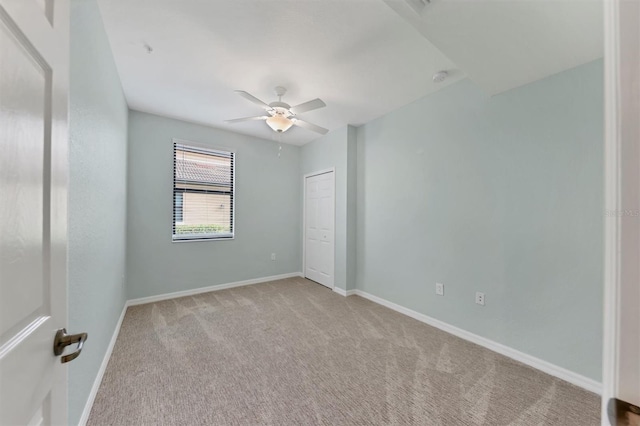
[173,142,234,241]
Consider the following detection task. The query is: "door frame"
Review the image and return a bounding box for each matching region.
[602,0,640,423]
[302,168,336,289]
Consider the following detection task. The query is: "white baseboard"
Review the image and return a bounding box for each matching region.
[78,303,128,426]
[353,289,602,395]
[333,287,356,297]
[127,272,303,306]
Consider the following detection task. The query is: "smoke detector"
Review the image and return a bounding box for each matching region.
[432,71,448,83]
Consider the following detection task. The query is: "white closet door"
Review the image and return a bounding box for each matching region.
[304,171,335,288]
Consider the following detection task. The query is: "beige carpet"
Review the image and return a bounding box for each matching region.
[88,277,600,425]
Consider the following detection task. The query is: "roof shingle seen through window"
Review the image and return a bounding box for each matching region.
[175,157,231,186]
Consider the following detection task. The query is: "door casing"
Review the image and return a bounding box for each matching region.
[602,0,640,423]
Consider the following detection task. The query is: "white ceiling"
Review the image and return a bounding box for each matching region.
[383,0,603,95]
[97,0,603,146]
[97,0,463,145]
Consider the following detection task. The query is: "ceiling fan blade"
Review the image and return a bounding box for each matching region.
[224,116,268,123]
[235,90,272,111]
[292,119,328,135]
[290,98,326,114]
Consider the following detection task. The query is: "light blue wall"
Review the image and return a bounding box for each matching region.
[126,111,301,299]
[356,60,603,380]
[68,0,129,424]
[300,126,357,291]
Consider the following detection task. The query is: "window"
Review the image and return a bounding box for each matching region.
[174,193,184,223]
[173,141,234,241]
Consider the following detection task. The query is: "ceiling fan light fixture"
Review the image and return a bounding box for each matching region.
[266,114,293,133]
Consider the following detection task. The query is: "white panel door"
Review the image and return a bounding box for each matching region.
[305,171,335,288]
[0,1,70,425]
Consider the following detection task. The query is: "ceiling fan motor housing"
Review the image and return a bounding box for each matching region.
[269,102,291,112]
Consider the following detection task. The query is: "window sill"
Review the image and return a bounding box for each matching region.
[172,235,234,243]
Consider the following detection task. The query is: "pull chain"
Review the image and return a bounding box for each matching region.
[277,132,282,158]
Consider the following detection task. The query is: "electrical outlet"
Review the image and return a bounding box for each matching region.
[435,283,444,296]
[475,292,485,306]
[271,253,276,261]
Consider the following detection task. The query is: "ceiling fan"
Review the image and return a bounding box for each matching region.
[225,86,328,135]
